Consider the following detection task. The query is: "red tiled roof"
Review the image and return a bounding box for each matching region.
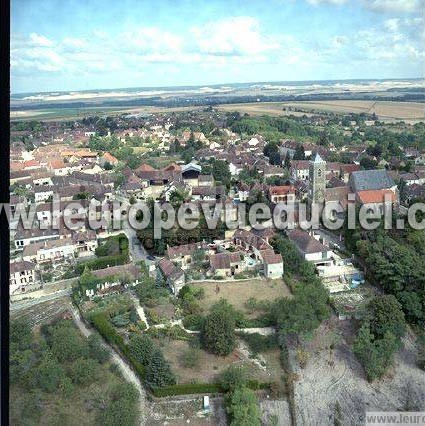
[49,159,66,169]
[269,185,295,196]
[357,189,397,204]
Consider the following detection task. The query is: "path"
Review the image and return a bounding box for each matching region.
[70,305,147,425]
[129,293,150,329]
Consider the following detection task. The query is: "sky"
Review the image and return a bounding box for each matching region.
[11,0,425,93]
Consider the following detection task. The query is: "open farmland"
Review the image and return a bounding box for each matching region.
[188,278,292,315]
[218,100,425,121]
[10,105,201,121]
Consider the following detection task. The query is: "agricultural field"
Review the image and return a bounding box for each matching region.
[10,105,200,121]
[218,100,425,121]
[188,278,292,316]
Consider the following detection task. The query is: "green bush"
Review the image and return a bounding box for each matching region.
[183,314,204,331]
[220,364,249,392]
[238,333,278,354]
[90,312,125,347]
[151,383,222,397]
[145,348,176,387]
[128,334,155,366]
[69,358,99,385]
[88,334,110,364]
[111,313,131,327]
[225,386,261,426]
[75,254,129,274]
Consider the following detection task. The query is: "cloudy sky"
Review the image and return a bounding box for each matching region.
[11,0,425,93]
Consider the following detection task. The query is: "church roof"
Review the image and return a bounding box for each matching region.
[313,152,325,163]
[351,169,395,191]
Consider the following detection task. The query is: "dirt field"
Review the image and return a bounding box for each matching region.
[10,296,72,328]
[188,278,292,314]
[290,317,425,425]
[156,338,272,384]
[218,100,425,121]
[10,105,201,121]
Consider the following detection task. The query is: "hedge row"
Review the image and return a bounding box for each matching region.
[76,254,129,274]
[89,312,146,378]
[151,383,222,397]
[151,380,271,397]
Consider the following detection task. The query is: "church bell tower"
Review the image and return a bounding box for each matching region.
[309,152,326,204]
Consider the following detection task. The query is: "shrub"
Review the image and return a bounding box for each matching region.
[225,387,261,426]
[151,383,221,397]
[220,364,249,392]
[128,334,155,366]
[98,383,139,426]
[201,300,237,356]
[111,313,131,327]
[34,353,66,393]
[145,348,176,387]
[69,357,99,385]
[88,334,110,364]
[239,333,277,354]
[182,314,204,331]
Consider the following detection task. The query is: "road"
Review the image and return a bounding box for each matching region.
[10,288,72,311]
[70,305,147,425]
[123,226,151,263]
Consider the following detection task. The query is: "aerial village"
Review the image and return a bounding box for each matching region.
[9,109,425,423]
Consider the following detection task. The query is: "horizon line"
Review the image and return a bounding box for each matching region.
[11,76,425,97]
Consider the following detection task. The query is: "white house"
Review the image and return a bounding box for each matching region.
[287,229,333,267]
[10,261,37,294]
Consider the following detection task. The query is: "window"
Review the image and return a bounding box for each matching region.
[317,169,322,177]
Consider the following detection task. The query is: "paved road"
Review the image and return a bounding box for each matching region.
[10,288,72,311]
[70,305,146,425]
[123,226,151,263]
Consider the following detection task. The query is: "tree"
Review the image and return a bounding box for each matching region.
[88,334,110,364]
[360,156,378,170]
[104,161,113,170]
[69,357,99,385]
[211,159,231,188]
[10,319,32,353]
[169,188,188,208]
[193,248,206,267]
[366,295,406,340]
[284,152,291,169]
[263,142,281,165]
[318,131,329,147]
[128,334,155,365]
[201,306,236,356]
[353,323,399,382]
[34,352,66,393]
[98,383,139,426]
[226,387,261,426]
[293,144,305,160]
[145,348,176,387]
[49,321,89,362]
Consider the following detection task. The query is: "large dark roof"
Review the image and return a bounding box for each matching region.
[350,169,395,191]
[287,229,328,254]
